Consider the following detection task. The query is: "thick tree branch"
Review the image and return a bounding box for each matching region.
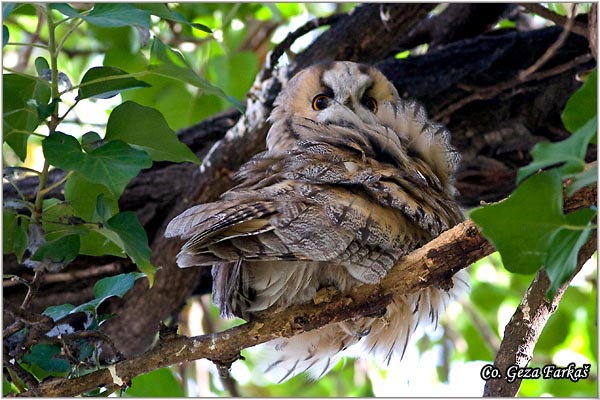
[17,184,596,397]
[394,3,514,51]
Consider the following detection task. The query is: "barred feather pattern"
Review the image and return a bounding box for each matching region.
[165,61,467,381]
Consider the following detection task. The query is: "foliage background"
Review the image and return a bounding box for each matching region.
[2,2,597,397]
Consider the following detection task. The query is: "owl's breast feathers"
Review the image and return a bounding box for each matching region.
[165,109,463,285]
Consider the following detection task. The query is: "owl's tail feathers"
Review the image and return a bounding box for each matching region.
[258,321,369,383]
[258,270,469,382]
[359,268,470,365]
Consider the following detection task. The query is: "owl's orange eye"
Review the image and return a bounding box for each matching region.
[312,94,330,111]
[362,96,378,113]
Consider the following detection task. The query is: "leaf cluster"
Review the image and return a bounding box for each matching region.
[2,3,246,394]
[471,69,597,298]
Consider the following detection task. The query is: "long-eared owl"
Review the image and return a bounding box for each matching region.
[166,61,467,382]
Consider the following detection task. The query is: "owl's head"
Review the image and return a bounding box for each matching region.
[267,62,458,189]
[272,61,400,126]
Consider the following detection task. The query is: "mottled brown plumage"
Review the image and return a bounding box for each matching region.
[166,61,467,381]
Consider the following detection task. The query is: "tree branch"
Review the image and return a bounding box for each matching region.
[482,229,597,397]
[18,183,596,397]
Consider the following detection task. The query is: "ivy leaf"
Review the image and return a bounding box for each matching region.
[42,132,152,198]
[42,304,76,322]
[148,38,244,112]
[3,25,9,47]
[2,3,16,18]
[105,101,199,164]
[34,57,50,75]
[3,208,29,262]
[93,272,144,299]
[562,69,597,134]
[470,170,567,274]
[544,207,597,299]
[124,368,186,397]
[79,229,125,258]
[566,163,598,196]
[49,3,81,17]
[70,272,145,315]
[81,131,103,152]
[77,66,150,100]
[86,3,150,28]
[517,116,597,184]
[51,3,151,29]
[133,3,212,33]
[64,173,119,221]
[22,344,70,378]
[41,199,89,241]
[31,234,80,264]
[3,74,51,160]
[105,212,155,285]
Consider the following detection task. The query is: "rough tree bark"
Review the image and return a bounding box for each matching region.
[3,3,597,394]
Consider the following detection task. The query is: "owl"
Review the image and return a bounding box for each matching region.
[165,61,467,382]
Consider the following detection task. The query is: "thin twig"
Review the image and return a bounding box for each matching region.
[434,5,589,123]
[520,3,588,37]
[519,3,577,80]
[20,269,45,310]
[259,14,344,81]
[459,298,500,354]
[434,53,593,123]
[14,8,46,72]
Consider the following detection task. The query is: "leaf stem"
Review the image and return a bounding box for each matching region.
[4,42,49,50]
[32,5,61,223]
[56,18,85,55]
[39,171,74,196]
[59,70,150,96]
[2,67,51,86]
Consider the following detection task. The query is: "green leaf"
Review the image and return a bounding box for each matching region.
[517,116,597,184]
[42,132,152,198]
[64,173,119,221]
[544,207,596,298]
[41,199,89,241]
[31,234,80,264]
[105,101,199,164]
[3,25,9,47]
[35,97,60,122]
[3,374,19,396]
[81,131,103,152]
[148,38,243,112]
[49,3,81,17]
[3,74,51,160]
[133,3,212,32]
[470,170,567,274]
[34,57,50,76]
[105,212,155,284]
[52,3,151,29]
[2,3,16,18]
[3,208,29,262]
[562,69,597,133]
[21,344,70,377]
[43,304,76,321]
[79,229,125,258]
[93,272,142,299]
[566,163,598,196]
[86,3,150,28]
[124,368,185,397]
[70,272,144,315]
[77,66,150,100]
